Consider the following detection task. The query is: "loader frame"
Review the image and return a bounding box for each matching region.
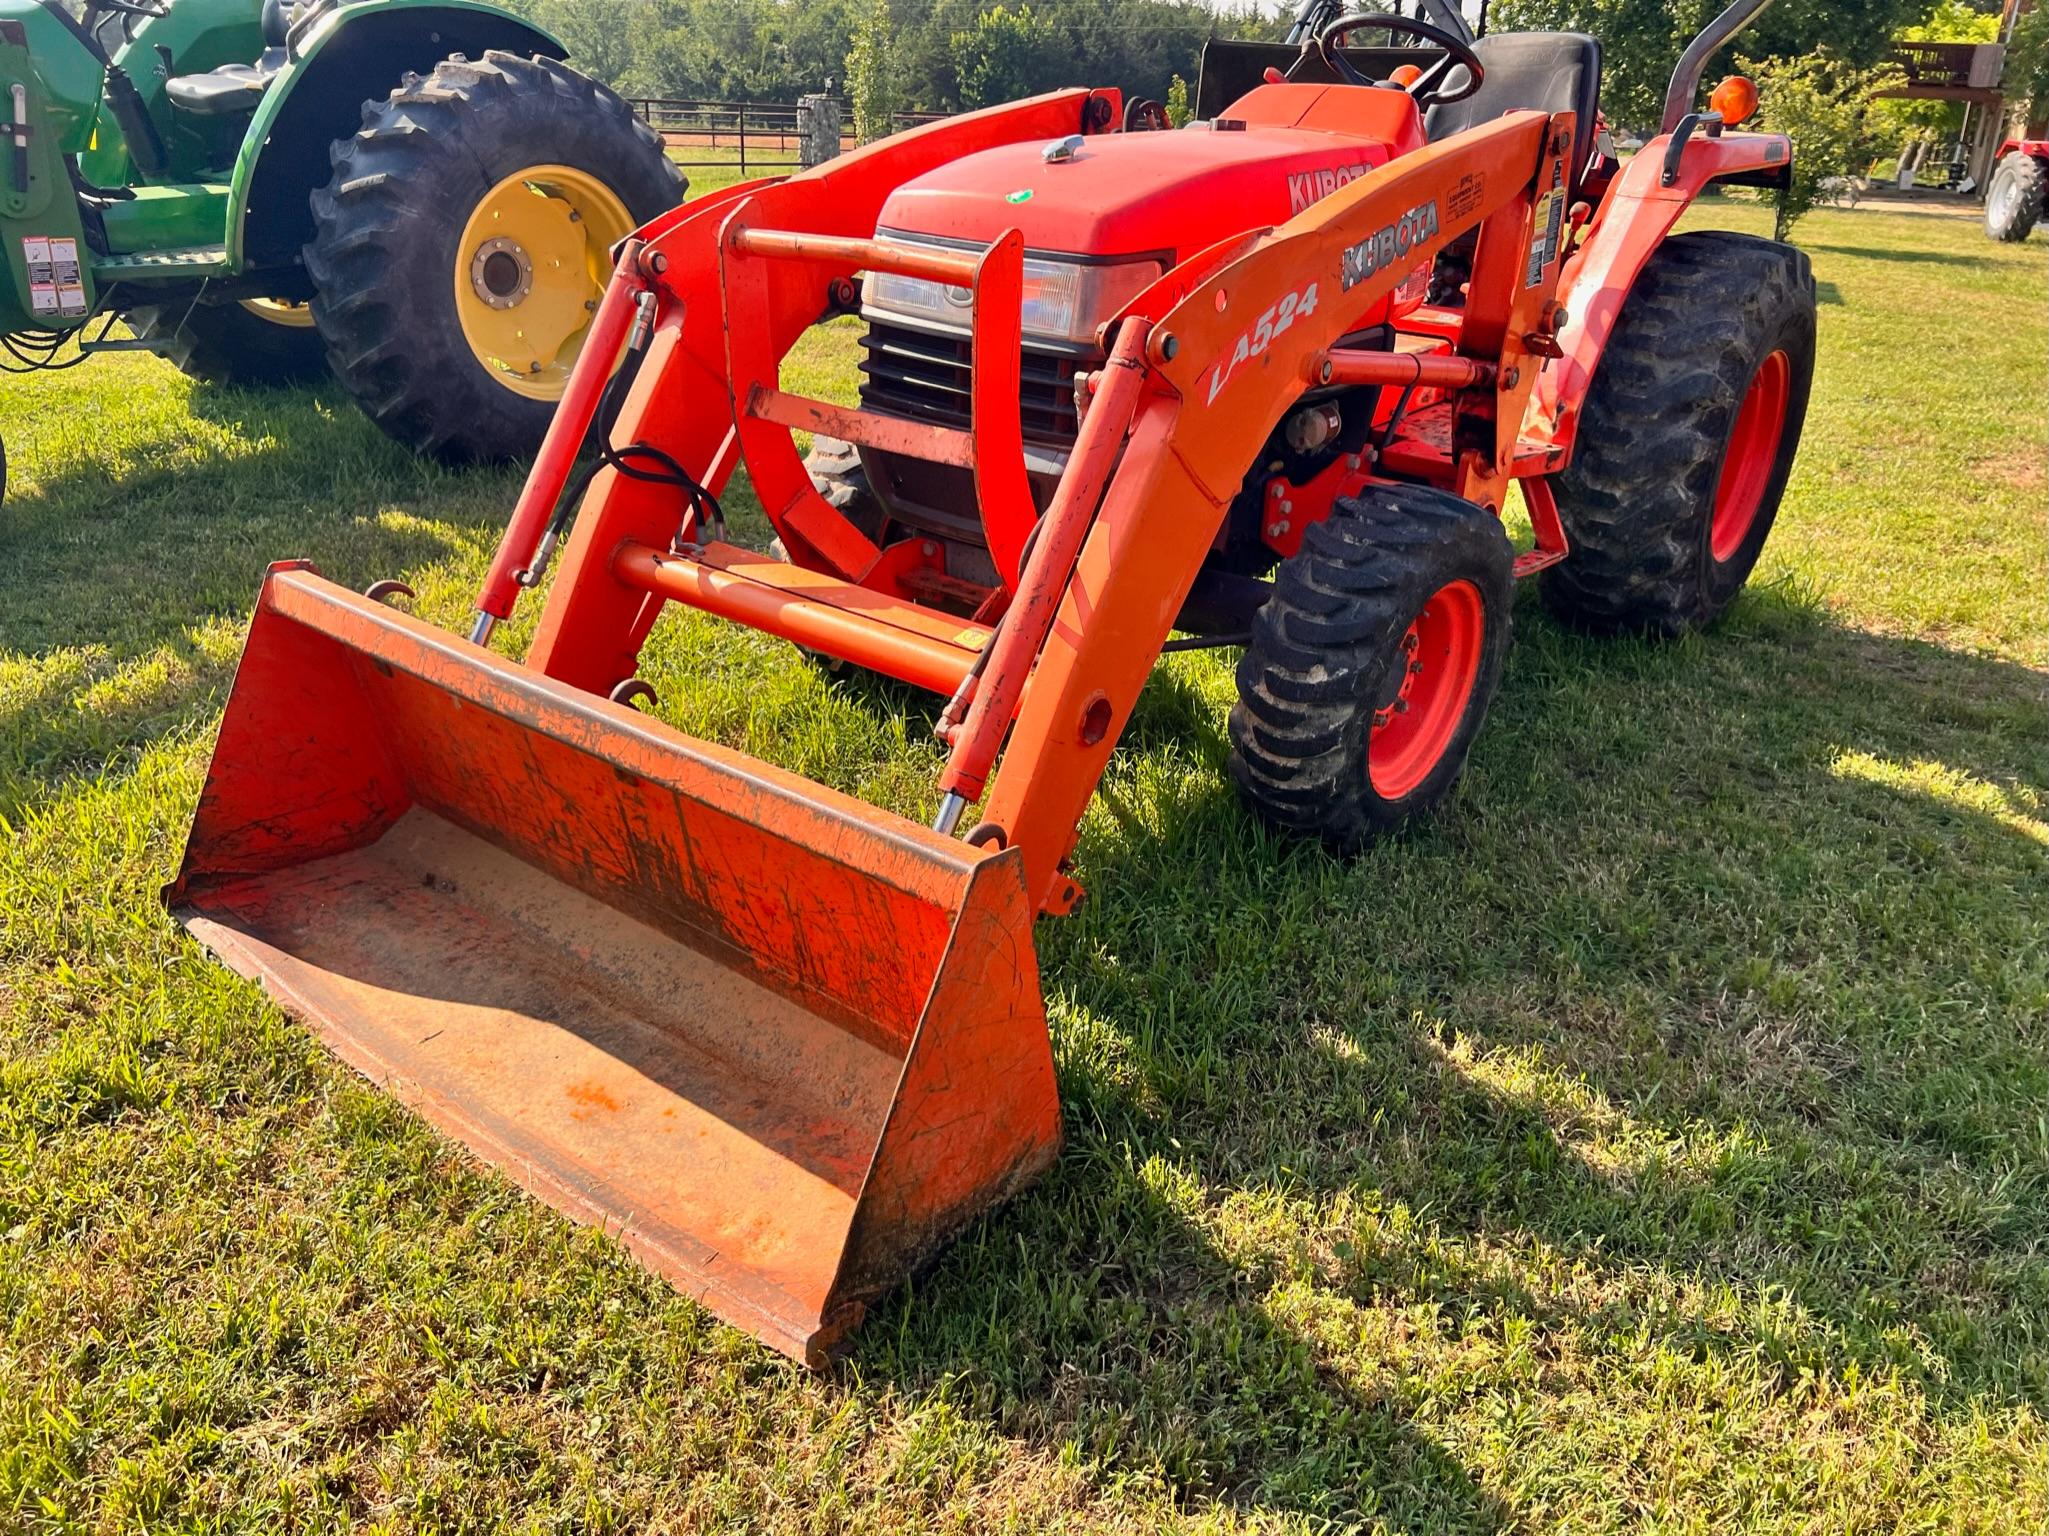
[473,87,1790,915]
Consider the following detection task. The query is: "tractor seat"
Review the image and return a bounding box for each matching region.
[1425,31,1602,198]
[164,0,298,118]
[164,55,287,116]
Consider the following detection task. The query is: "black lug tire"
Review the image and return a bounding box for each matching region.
[803,436,892,543]
[304,51,684,461]
[1229,484,1514,851]
[772,436,893,558]
[1985,153,2044,242]
[127,298,329,387]
[1538,231,1815,638]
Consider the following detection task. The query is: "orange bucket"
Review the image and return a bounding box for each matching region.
[168,564,1060,1364]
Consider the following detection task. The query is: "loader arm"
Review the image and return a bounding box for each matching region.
[489,105,1570,914]
[507,105,1567,913]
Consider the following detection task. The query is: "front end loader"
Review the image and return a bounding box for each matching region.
[169,2,1816,1365]
[0,0,681,484]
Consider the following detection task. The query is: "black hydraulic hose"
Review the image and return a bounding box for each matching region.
[543,339,724,553]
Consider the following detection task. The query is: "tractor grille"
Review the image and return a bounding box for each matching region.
[858,320,1086,447]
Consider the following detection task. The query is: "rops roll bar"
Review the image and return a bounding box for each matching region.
[1662,0,1776,133]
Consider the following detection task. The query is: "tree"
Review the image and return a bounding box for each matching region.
[1165,72,1192,127]
[1744,48,1901,229]
[846,0,900,141]
[950,4,1060,109]
[525,0,639,89]
[2008,2,2049,135]
[1493,0,1930,132]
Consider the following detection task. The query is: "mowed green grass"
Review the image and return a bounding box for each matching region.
[1,195,2044,1532]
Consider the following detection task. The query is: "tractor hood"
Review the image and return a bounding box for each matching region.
[877,118,1408,265]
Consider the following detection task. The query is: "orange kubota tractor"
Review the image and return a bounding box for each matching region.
[167,0,1815,1365]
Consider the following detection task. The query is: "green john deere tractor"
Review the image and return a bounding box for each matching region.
[0,0,684,491]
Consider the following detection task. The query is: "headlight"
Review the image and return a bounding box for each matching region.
[866,251,1160,345]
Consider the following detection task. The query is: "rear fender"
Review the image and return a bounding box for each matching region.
[1524,129,1793,458]
[224,0,565,270]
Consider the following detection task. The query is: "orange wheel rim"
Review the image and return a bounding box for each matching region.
[1710,349,1790,563]
[1368,578,1485,799]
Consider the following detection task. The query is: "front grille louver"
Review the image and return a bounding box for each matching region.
[858,321,1088,446]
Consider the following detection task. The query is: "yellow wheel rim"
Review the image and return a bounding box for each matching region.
[452,164,635,402]
[241,298,315,328]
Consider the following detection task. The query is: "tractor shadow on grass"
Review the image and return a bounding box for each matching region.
[1803,242,2001,271]
[855,588,2046,1522]
[0,385,518,657]
[0,386,523,801]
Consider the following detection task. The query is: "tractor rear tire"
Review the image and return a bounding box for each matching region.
[1229,483,1514,851]
[1539,231,1814,638]
[304,51,683,461]
[1985,153,2045,242]
[128,297,328,387]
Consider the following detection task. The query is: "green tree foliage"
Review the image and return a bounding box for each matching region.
[1743,49,1901,229]
[846,0,899,140]
[1165,72,1192,127]
[1493,0,1931,131]
[521,0,1249,113]
[2007,2,2049,132]
[950,4,1058,109]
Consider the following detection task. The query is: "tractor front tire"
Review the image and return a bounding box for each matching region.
[1985,153,2045,242]
[772,436,893,563]
[1229,484,1514,851]
[1539,231,1815,637]
[801,437,892,544]
[305,51,684,461]
[128,297,328,387]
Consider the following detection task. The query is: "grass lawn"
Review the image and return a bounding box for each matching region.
[1,191,2044,1533]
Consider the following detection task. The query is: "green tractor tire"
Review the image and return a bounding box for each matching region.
[304,50,684,461]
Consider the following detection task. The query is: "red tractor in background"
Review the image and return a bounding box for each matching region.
[1986,138,2048,239]
[167,0,1817,1364]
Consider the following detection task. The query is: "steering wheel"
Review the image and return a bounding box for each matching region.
[1124,97,1171,132]
[1315,12,1484,110]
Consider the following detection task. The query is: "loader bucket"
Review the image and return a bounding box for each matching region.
[168,564,1060,1365]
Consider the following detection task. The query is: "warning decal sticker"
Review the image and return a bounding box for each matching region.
[1525,162,1567,288]
[50,237,88,316]
[23,235,56,315]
